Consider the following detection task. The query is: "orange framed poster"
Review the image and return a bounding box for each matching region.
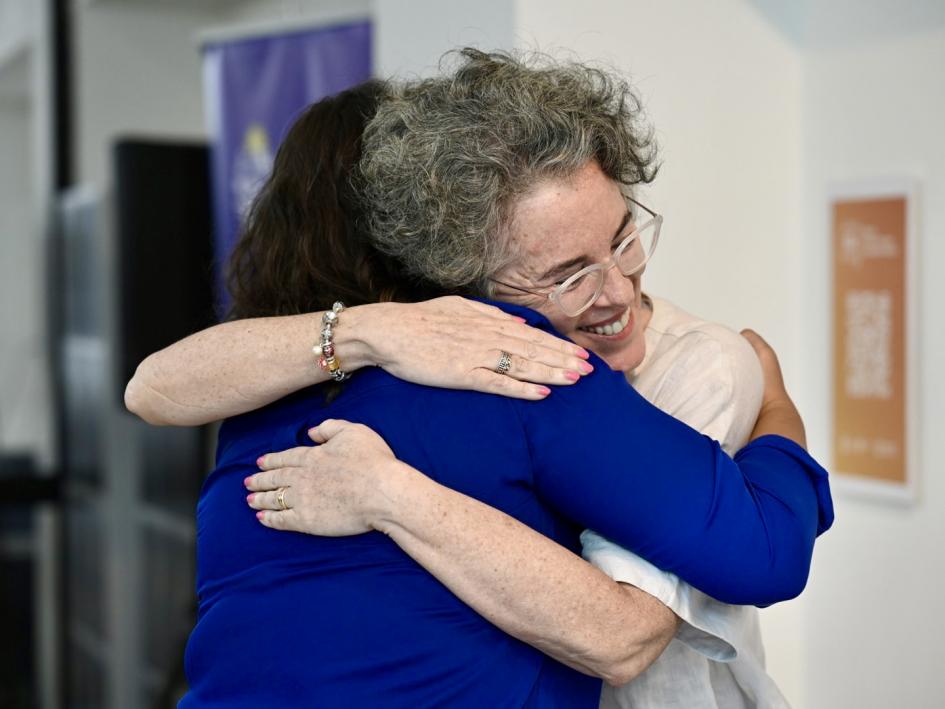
[830,180,918,503]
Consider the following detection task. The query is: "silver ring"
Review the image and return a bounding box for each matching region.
[277,487,289,511]
[495,351,512,376]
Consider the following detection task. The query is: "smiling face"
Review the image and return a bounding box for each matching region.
[494,161,651,373]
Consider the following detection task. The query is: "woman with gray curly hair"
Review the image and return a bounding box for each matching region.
[246,49,809,707]
[140,51,830,707]
[359,50,658,298]
[353,50,660,382]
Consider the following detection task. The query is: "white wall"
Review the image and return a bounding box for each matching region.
[0,0,33,55]
[514,1,807,701]
[73,1,221,187]
[798,25,945,709]
[217,0,370,38]
[223,0,363,20]
[0,96,45,455]
[0,0,53,469]
[373,0,514,78]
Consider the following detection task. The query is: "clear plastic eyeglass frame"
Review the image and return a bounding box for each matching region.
[493,196,663,317]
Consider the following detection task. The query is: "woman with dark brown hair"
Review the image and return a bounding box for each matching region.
[131,57,831,708]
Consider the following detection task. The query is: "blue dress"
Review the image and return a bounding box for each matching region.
[180,301,833,708]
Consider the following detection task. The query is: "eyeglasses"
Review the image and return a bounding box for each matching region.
[492,196,662,317]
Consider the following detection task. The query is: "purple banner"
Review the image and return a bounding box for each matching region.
[202,21,372,314]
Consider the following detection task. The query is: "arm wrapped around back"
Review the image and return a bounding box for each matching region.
[515,349,833,607]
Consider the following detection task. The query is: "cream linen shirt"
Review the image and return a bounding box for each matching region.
[581,296,791,709]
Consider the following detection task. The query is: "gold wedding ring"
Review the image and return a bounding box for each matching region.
[277,486,288,511]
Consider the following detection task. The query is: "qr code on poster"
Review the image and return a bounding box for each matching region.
[844,289,892,399]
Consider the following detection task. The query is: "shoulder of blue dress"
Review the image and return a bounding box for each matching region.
[218,367,407,435]
[468,297,557,332]
[218,384,328,438]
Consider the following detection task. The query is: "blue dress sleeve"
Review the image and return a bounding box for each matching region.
[515,361,834,606]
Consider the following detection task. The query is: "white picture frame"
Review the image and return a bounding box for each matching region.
[827,178,920,505]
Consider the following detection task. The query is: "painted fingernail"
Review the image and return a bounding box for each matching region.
[564,370,580,382]
[578,361,594,374]
[256,511,265,520]
[513,316,527,323]
[246,493,255,503]
[256,456,265,467]
[243,476,252,488]
[536,386,552,397]
[575,347,590,359]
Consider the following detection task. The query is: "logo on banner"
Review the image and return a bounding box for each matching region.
[232,123,274,220]
[202,19,372,312]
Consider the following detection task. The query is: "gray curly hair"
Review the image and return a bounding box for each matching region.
[357,48,659,294]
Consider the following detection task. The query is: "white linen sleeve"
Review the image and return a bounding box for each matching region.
[633,326,763,455]
[581,529,740,662]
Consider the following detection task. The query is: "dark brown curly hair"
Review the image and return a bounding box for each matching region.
[226,79,443,320]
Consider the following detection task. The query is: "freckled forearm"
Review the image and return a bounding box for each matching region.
[124,306,386,425]
[371,462,676,681]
